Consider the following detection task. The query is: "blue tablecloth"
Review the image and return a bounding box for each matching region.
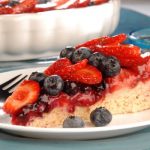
[0,8,150,150]
[113,8,150,34]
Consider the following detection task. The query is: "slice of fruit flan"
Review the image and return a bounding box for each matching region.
[3,33,150,128]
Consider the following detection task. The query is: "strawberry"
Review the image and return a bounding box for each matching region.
[76,0,90,8]
[62,59,88,74]
[0,0,9,6]
[75,36,109,49]
[44,58,88,80]
[91,44,141,58]
[3,80,40,115]
[75,33,127,49]
[101,33,127,45]
[69,65,102,84]
[55,0,78,9]
[31,3,56,12]
[44,58,72,76]
[89,0,108,5]
[54,0,69,7]
[13,0,37,14]
[119,56,150,68]
[0,7,13,14]
[45,58,101,84]
[54,59,88,80]
[44,58,101,84]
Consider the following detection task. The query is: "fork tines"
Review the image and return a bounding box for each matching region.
[0,74,28,93]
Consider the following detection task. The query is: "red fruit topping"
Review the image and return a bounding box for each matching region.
[30,3,56,13]
[119,56,150,68]
[0,0,9,6]
[13,0,37,14]
[44,58,88,80]
[76,36,109,49]
[75,33,127,49]
[3,80,40,115]
[106,68,139,93]
[48,92,74,112]
[0,7,13,14]
[69,65,102,84]
[71,91,98,106]
[55,0,78,9]
[90,0,108,5]
[63,59,88,73]
[54,0,70,7]
[91,44,141,58]
[101,33,127,45]
[76,0,90,8]
[44,58,72,76]
[138,55,150,79]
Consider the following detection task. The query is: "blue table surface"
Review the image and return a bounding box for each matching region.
[0,8,150,150]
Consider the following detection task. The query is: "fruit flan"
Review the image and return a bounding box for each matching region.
[3,33,150,128]
[0,0,109,14]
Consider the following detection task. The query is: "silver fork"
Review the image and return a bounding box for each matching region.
[0,74,27,108]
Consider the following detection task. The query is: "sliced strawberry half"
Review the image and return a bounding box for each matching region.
[55,0,78,9]
[76,0,90,8]
[44,58,88,80]
[0,7,13,14]
[13,0,37,14]
[75,33,127,49]
[44,58,72,76]
[69,65,102,84]
[91,44,141,58]
[0,0,9,6]
[3,80,40,115]
[119,56,150,68]
[75,36,109,49]
[89,0,108,5]
[102,33,127,45]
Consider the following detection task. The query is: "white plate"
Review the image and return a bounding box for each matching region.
[0,67,150,140]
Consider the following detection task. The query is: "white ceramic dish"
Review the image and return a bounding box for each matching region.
[0,0,120,61]
[0,67,150,140]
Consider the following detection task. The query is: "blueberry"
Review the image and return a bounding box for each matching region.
[60,46,75,59]
[89,52,106,67]
[63,116,85,128]
[93,80,106,92]
[43,75,64,96]
[99,56,121,77]
[90,107,112,127]
[71,47,92,63]
[63,81,79,95]
[79,84,92,93]
[8,0,19,6]
[29,72,47,86]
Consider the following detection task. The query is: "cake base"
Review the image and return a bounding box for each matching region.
[28,80,150,128]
